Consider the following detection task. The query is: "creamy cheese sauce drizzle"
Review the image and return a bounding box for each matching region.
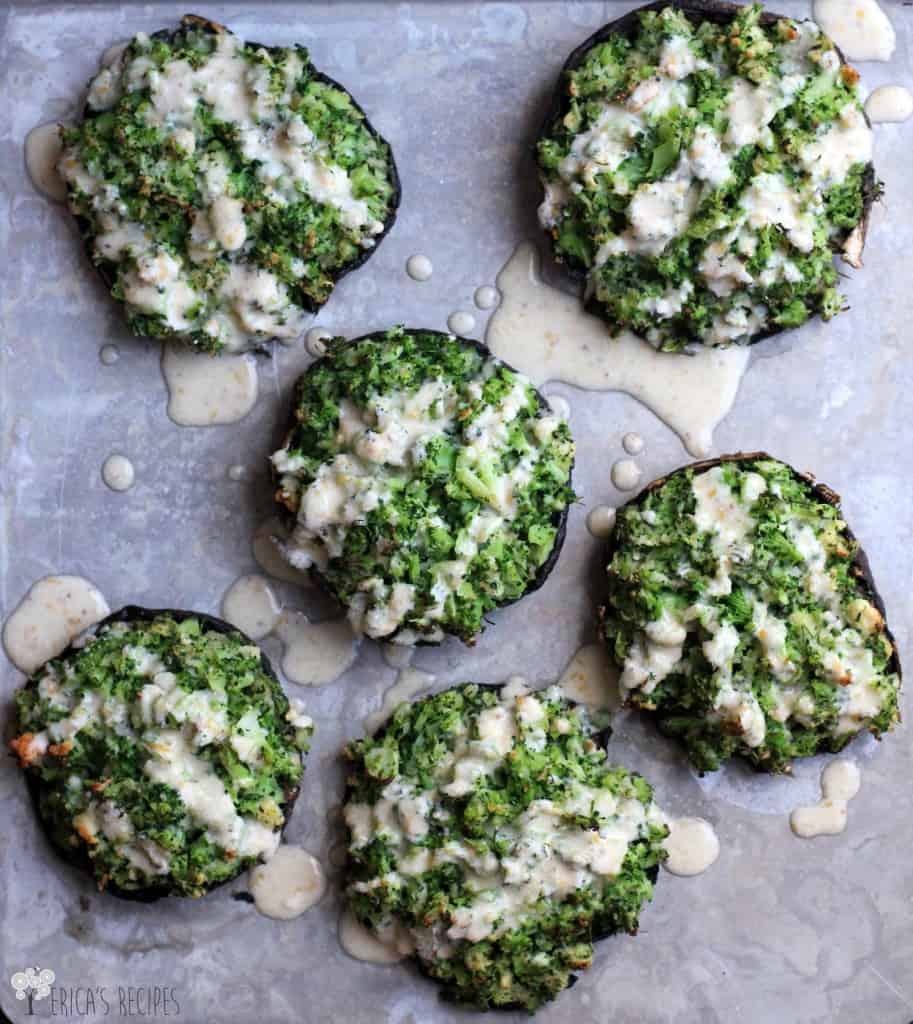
[611,458,642,491]
[305,327,333,358]
[622,432,645,455]
[812,0,896,62]
[2,576,110,674]
[406,254,433,282]
[865,84,913,123]
[790,759,861,838]
[338,907,412,965]
[586,505,617,539]
[557,644,620,711]
[101,454,135,492]
[365,667,436,734]
[160,343,258,427]
[221,575,281,641]
[485,243,749,456]
[99,344,120,365]
[447,310,476,336]
[24,123,67,201]
[275,611,360,686]
[662,817,720,876]
[474,285,499,310]
[248,845,326,920]
[252,517,313,587]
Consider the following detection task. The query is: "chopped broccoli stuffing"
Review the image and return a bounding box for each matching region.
[343,681,667,1011]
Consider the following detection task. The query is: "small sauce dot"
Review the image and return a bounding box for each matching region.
[622,432,645,455]
[99,344,120,365]
[611,459,641,492]
[474,285,499,310]
[227,464,247,482]
[586,506,616,539]
[406,254,433,282]
[447,311,476,336]
[102,454,135,492]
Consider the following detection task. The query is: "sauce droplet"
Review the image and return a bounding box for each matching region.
[622,432,645,455]
[248,846,326,920]
[662,817,720,876]
[611,459,641,491]
[405,254,433,282]
[865,84,913,123]
[586,505,616,539]
[101,454,135,492]
[99,344,120,365]
[227,464,247,482]
[473,285,499,310]
[447,310,476,336]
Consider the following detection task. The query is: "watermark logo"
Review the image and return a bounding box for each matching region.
[10,967,56,1015]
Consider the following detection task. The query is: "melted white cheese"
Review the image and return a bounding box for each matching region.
[144,729,279,859]
[346,680,664,949]
[800,105,873,189]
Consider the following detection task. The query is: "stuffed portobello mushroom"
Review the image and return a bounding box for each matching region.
[271,327,576,645]
[342,679,668,1012]
[9,608,311,899]
[600,454,901,774]
[57,15,399,352]
[537,2,877,351]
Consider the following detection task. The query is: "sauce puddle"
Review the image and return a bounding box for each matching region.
[221,573,359,687]
[3,576,110,674]
[662,817,720,876]
[161,343,258,427]
[485,243,749,456]
[790,759,861,838]
[248,845,326,920]
[812,0,895,62]
[338,907,414,964]
[865,84,913,124]
[557,644,620,711]
[365,667,436,734]
[25,123,67,201]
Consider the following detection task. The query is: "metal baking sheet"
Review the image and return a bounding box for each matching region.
[1,2,911,1022]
